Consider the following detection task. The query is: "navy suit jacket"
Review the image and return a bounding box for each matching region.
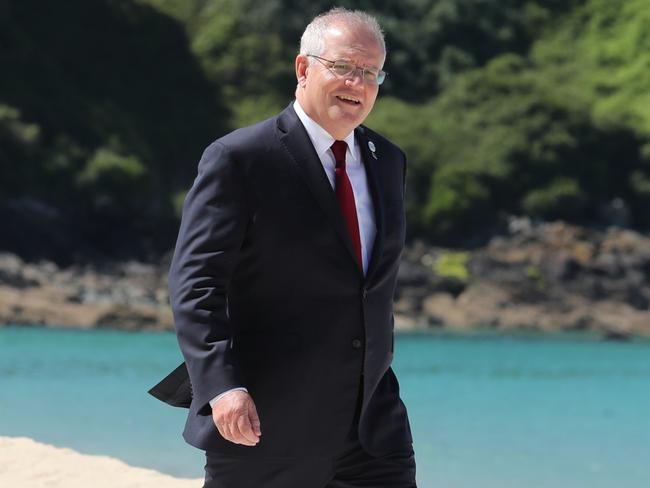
[156,102,413,458]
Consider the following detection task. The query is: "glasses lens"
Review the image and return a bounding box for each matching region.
[362,70,386,86]
[332,62,355,77]
[327,58,386,86]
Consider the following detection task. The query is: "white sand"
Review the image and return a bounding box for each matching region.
[0,437,203,488]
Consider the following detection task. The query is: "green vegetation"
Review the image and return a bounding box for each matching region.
[369,0,650,240]
[1,0,648,258]
[525,265,546,290]
[1,0,227,231]
[433,251,470,282]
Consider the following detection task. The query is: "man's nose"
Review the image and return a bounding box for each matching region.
[344,69,364,86]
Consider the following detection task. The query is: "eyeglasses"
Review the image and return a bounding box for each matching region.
[306,54,387,86]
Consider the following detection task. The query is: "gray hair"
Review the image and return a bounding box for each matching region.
[299,7,386,67]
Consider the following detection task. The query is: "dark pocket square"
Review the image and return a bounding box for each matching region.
[148,362,192,408]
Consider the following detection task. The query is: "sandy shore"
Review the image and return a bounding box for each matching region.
[0,437,203,488]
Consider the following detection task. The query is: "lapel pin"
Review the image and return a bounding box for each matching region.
[368,140,378,159]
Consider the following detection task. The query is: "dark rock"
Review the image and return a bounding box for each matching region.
[397,260,431,287]
[602,329,633,341]
[590,253,624,278]
[542,252,581,281]
[625,286,649,310]
[597,198,632,229]
[0,253,38,288]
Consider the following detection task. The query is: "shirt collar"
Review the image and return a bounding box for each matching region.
[293,100,358,165]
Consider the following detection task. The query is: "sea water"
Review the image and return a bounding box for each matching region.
[1,326,648,488]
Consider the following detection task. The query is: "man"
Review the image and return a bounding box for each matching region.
[152,7,416,487]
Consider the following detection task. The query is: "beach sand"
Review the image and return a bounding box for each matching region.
[0,436,203,487]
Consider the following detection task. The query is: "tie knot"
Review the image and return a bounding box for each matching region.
[331,140,348,169]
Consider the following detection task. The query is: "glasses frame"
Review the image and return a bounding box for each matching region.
[306,54,387,86]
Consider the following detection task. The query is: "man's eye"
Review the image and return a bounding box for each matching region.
[333,63,354,73]
[364,71,378,81]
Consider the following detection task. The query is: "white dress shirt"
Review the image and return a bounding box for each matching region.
[292,100,376,274]
[209,101,376,408]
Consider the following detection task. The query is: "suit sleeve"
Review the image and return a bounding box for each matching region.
[168,141,249,412]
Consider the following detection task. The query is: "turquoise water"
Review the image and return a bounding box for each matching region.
[1,326,649,487]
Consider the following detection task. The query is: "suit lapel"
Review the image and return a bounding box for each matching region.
[277,105,362,275]
[356,126,385,284]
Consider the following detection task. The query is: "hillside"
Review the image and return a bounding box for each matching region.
[1,0,648,260]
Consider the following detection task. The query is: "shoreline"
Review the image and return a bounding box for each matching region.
[0,436,202,488]
[3,322,649,344]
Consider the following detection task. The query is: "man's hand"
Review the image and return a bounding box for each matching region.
[211,390,261,446]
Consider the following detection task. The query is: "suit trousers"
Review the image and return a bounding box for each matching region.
[203,380,416,488]
[203,425,416,488]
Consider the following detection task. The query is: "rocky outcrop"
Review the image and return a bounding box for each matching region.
[1,220,649,337]
[0,253,172,329]
[396,220,650,338]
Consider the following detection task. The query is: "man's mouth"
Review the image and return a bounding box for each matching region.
[336,95,361,105]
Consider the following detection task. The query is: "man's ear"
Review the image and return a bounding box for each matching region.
[295,55,309,87]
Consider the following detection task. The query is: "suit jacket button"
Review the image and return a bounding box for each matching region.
[352,339,362,349]
[362,288,367,299]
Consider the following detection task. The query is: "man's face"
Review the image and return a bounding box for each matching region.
[295,24,384,140]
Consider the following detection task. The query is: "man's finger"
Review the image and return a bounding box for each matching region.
[221,419,234,443]
[227,417,254,446]
[237,414,259,445]
[248,401,262,437]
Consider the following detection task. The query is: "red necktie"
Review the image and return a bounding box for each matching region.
[331,140,362,271]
